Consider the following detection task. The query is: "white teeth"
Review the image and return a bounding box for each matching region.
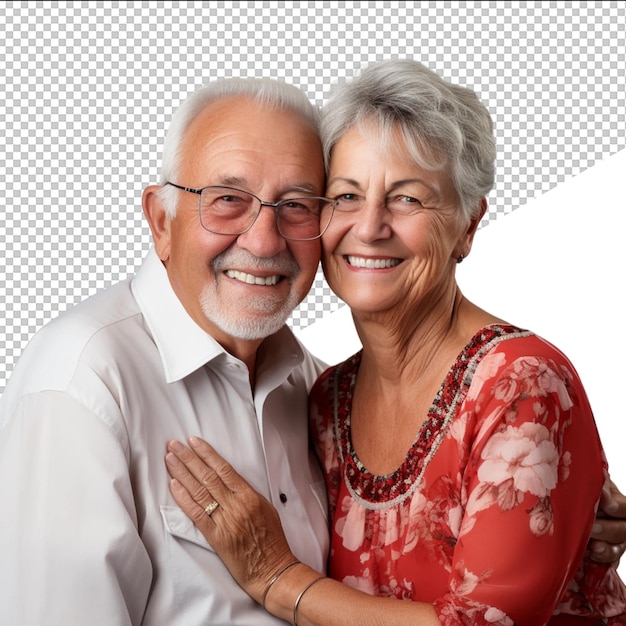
[346,256,401,269]
[225,270,280,285]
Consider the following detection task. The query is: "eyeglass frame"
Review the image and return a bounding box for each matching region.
[163,182,337,241]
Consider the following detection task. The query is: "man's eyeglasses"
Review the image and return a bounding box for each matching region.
[164,183,336,241]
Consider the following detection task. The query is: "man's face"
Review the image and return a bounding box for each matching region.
[144,96,325,355]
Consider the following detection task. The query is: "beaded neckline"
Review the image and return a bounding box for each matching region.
[332,324,532,509]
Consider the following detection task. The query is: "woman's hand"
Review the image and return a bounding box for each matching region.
[589,478,626,566]
[165,436,299,604]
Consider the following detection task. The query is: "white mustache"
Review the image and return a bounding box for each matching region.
[212,248,300,280]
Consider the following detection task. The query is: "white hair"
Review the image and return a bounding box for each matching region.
[321,59,496,221]
[158,77,321,217]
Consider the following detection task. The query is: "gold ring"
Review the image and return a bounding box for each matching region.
[204,500,219,516]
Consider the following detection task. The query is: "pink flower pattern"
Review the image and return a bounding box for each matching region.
[309,325,626,625]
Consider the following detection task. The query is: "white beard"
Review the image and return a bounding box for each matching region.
[199,248,302,340]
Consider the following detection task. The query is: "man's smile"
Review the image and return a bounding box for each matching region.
[224,269,282,285]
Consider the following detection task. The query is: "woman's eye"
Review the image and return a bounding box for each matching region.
[332,193,362,211]
[387,195,425,214]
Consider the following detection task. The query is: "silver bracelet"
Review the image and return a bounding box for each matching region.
[261,560,300,610]
[293,576,325,626]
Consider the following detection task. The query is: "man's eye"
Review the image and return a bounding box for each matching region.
[282,201,309,211]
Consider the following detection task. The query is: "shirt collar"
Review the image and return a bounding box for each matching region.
[130,248,306,383]
[131,248,224,382]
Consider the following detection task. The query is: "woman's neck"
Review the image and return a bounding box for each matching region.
[353,287,503,388]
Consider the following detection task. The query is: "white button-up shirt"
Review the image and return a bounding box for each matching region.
[0,248,329,626]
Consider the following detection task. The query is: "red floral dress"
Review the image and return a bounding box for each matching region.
[309,325,626,625]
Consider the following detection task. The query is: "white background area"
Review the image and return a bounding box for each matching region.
[297,148,626,575]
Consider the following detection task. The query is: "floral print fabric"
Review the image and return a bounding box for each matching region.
[309,325,626,625]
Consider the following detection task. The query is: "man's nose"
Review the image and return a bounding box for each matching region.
[236,204,287,256]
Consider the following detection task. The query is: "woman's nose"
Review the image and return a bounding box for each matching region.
[351,200,393,242]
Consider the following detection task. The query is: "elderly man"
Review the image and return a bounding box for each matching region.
[0,76,624,626]
[0,78,334,625]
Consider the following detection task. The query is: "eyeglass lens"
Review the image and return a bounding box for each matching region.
[199,187,333,240]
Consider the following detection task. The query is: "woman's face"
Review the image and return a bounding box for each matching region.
[322,125,476,318]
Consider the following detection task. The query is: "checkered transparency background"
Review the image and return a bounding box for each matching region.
[0,1,625,393]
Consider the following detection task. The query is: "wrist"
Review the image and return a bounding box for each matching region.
[262,564,325,624]
[261,560,300,609]
[293,576,326,625]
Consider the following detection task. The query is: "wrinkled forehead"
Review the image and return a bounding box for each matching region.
[180,96,325,191]
[187,96,316,143]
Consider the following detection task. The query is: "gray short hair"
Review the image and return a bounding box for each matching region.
[158,78,320,217]
[321,59,496,221]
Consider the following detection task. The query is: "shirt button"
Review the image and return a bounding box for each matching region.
[279,493,287,504]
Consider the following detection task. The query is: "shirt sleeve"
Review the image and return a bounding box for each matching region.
[434,348,606,626]
[0,391,152,626]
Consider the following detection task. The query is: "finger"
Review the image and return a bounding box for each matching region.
[598,474,613,510]
[598,478,626,516]
[588,538,625,565]
[609,479,626,498]
[590,518,626,545]
[166,439,230,501]
[165,451,222,513]
[606,480,626,516]
[188,436,249,492]
[169,477,218,534]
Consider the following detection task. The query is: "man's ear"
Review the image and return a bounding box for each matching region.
[457,197,487,261]
[142,185,172,262]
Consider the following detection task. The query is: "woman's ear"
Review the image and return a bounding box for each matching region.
[142,185,172,262]
[456,197,487,261]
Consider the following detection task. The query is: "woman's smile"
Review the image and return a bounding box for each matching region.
[344,255,403,270]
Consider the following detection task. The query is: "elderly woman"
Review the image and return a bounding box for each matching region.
[165,59,626,624]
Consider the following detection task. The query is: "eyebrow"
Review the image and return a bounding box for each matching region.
[215,176,319,196]
[326,176,360,189]
[216,175,249,188]
[327,176,440,196]
[392,178,441,196]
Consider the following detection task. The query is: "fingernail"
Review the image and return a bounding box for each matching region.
[169,440,186,453]
[592,543,606,554]
[188,436,201,448]
[604,500,619,514]
[593,522,603,534]
[165,452,180,466]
